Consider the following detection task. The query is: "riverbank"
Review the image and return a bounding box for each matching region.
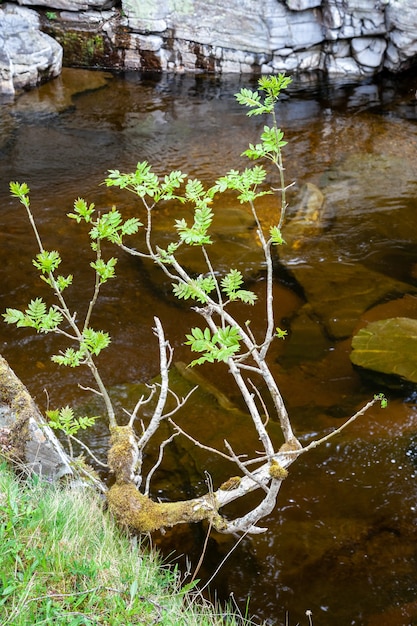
[2,0,417,98]
[0,462,254,625]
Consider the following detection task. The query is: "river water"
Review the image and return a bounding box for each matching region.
[2,68,417,625]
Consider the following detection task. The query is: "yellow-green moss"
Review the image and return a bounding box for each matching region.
[269,459,288,481]
[107,483,227,533]
[107,425,138,484]
[0,357,34,462]
[219,476,241,491]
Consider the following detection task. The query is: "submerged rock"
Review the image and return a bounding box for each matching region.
[351,317,417,388]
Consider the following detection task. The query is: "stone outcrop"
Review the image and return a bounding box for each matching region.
[1,0,417,96]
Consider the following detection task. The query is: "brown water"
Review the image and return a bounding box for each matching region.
[2,68,417,625]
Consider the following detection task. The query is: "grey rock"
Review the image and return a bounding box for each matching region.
[17,0,115,10]
[385,0,417,71]
[286,0,322,9]
[0,353,73,480]
[0,3,62,97]
[351,36,386,69]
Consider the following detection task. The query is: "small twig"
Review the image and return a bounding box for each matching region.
[69,434,109,468]
[190,520,213,585]
[281,398,379,458]
[126,386,156,428]
[144,432,179,497]
[78,384,102,397]
[248,378,270,427]
[224,440,269,493]
[193,530,250,598]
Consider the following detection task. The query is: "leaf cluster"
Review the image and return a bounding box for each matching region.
[172,276,217,304]
[185,325,242,366]
[46,406,98,436]
[105,162,186,203]
[235,74,292,116]
[175,202,214,246]
[51,329,110,367]
[235,74,290,165]
[3,298,63,332]
[221,269,257,304]
[212,166,271,204]
[32,250,73,291]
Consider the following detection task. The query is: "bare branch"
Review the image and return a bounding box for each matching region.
[136,317,170,452]
[126,386,157,428]
[69,434,109,469]
[167,417,237,463]
[281,397,379,458]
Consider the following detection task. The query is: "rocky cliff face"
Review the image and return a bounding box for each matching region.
[1,0,417,97]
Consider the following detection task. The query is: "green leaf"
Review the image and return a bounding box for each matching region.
[185,178,206,204]
[175,203,214,246]
[67,198,95,223]
[156,242,181,264]
[221,269,257,304]
[241,143,266,160]
[212,167,271,204]
[258,73,292,98]
[213,325,241,348]
[235,74,292,117]
[3,298,63,332]
[233,290,257,305]
[90,209,123,243]
[374,393,388,409]
[160,170,187,199]
[221,269,243,294]
[91,257,117,283]
[3,308,25,326]
[9,181,30,204]
[235,88,266,116]
[82,328,111,356]
[51,348,84,367]
[105,161,160,199]
[270,225,285,245]
[276,327,288,339]
[172,276,216,303]
[32,250,61,274]
[121,217,142,236]
[260,125,287,153]
[47,406,97,436]
[55,274,73,292]
[185,324,241,366]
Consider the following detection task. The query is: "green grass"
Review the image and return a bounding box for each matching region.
[0,463,256,625]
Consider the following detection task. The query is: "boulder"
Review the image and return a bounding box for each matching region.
[0,353,73,479]
[0,3,62,97]
[385,0,417,71]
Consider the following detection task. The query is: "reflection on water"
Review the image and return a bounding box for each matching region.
[2,68,417,625]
